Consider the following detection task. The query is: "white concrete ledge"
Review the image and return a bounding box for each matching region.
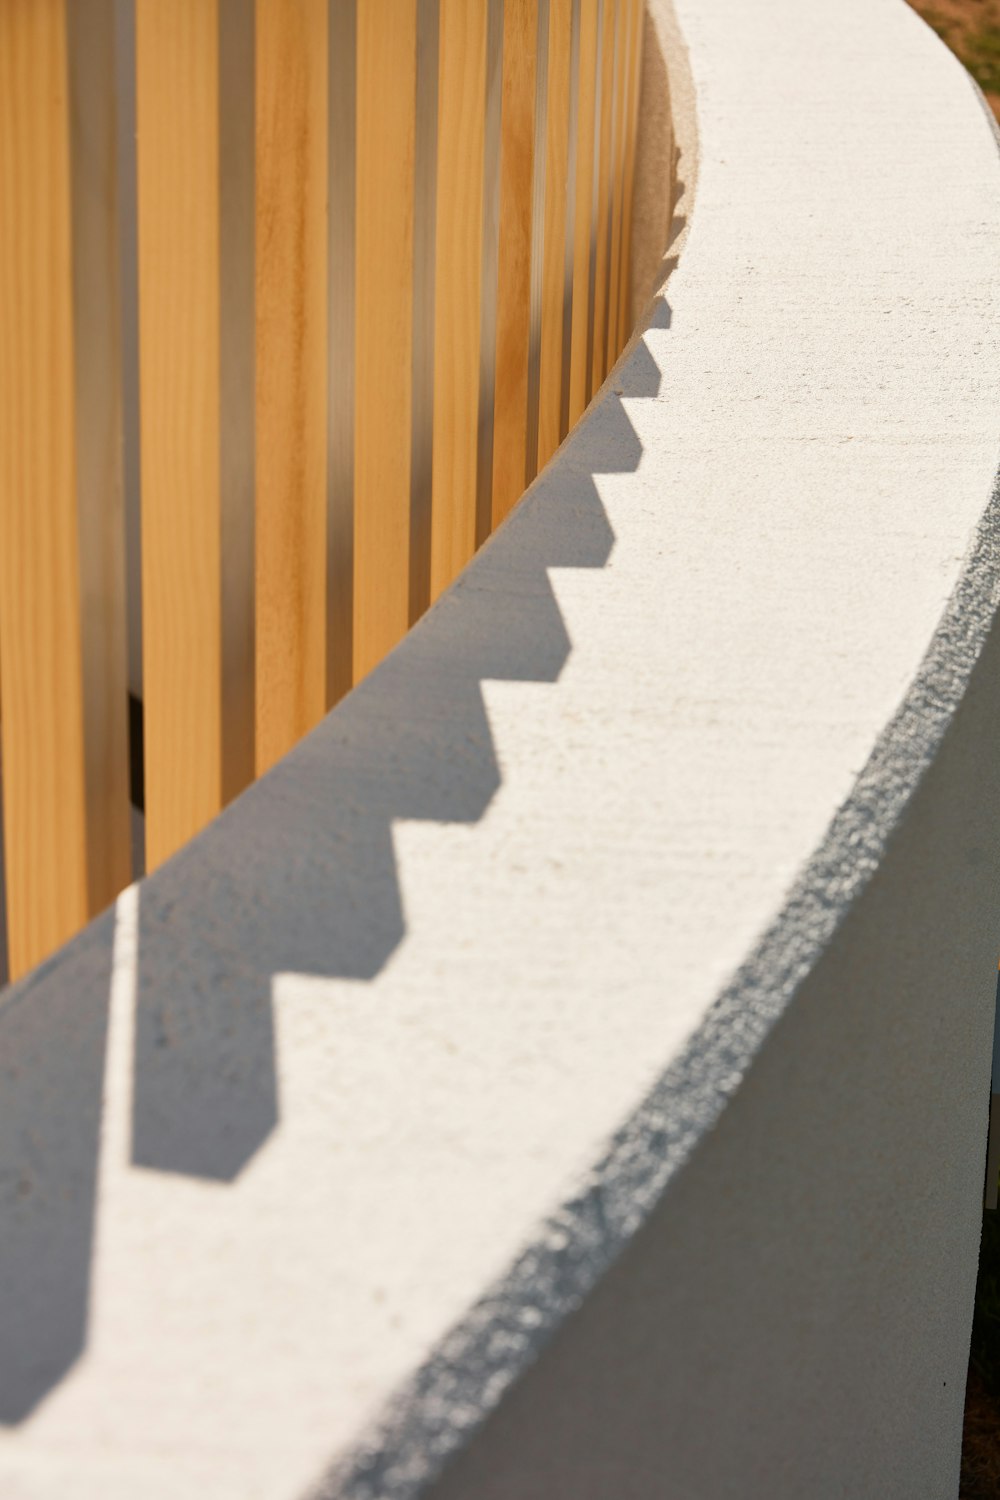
[2,1,1000,1496]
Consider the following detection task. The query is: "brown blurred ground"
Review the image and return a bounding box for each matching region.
[907,0,1000,118]
[959,1204,1000,1496]
[962,1368,1000,1499]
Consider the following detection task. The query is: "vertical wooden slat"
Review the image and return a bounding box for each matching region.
[491,0,538,528]
[219,0,256,802]
[136,0,222,870]
[0,0,90,975]
[255,0,328,773]
[409,0,440,625]
[474,0,504,547]
[328,0,357,707]
[618,0,643,339]
[354,0,417,680]
[584,0,603,401]
[114,0,143,715]
[524,0,549,488]
[114,0,147,879]
[430,0,488,602]
[590,0,615,394]
[559,0,581,443]
[68,0,132,914]
[537,0,573,471]
[567,0,598,427]
[606,0,629,361]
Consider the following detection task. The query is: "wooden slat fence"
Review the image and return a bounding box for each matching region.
[0,0,645,982]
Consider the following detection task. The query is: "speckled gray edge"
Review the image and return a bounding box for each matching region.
[311,359,1000,1500]
[305,40,1000,1500]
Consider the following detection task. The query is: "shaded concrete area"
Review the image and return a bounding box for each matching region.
[0,919,115,1424]
[127,402,628,1179]
[0,328,662,1445]
[1,0,999,1495]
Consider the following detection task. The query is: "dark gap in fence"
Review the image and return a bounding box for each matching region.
[128,693,144,814]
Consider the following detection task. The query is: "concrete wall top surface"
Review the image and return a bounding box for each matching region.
[1,0,1000,1495]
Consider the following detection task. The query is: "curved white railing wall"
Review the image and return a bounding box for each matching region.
[1,1,999,1497]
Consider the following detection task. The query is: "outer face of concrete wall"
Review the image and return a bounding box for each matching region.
[0,0,999,1496]
[421,537,1000,1500]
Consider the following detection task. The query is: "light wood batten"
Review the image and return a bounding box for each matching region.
[0,0,92,975]
[136,0,222,868]
[354,0,418,680]
[430,0,488,601]
[492,0,539,527]
[568,0,598,427]
[537,0,574,471]
[255,0,329,775]
[590,0,615,394]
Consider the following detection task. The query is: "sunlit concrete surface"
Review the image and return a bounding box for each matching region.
[1,0,1000,1496]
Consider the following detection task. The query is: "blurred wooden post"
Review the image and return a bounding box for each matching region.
[354,0,417,679]
[590,0,615,394]
[136,0,223,867]
[491,0,538,527]
[619,0,643,340]
[219,0,257,802]
[430,0,488,601]
[255,0,328,773]
[607,0,629,361]
[137,0,256,855]
[327,0,357,706]
[474,0,504,547]
[70,0,132,912]
[568,0,598,426]
[537,0,574,472]
[0,0,130,978]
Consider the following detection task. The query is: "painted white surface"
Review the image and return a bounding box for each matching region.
[1,0,999,1495]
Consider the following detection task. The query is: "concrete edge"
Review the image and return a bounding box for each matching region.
[305,38,1000,1500]
[1,6,998,1495]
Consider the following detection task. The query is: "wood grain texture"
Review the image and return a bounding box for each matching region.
[219,0,256,801]
[255,0,328,773]
[491,0,538,527]
[537,0,573,471]
[68,0,132,917]
[607,0,629,360]
[474,0,503,547]
[136,0,222,870]
[354,0,417,679]
[590,0,616,393]
[327,0,357,709]
[430,0,487,602]
[0,0,90,976]
[568,0,598,426]
[618,0,643,342]
[408,0,439,623]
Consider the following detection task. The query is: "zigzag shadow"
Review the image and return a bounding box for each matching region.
[0,321,665,1427]
[0,916,115,1424]
[131,333,663,1181]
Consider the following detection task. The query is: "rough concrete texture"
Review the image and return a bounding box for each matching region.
[1,0,1000,1495]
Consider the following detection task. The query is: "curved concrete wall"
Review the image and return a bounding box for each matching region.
[1,0,999,1496]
